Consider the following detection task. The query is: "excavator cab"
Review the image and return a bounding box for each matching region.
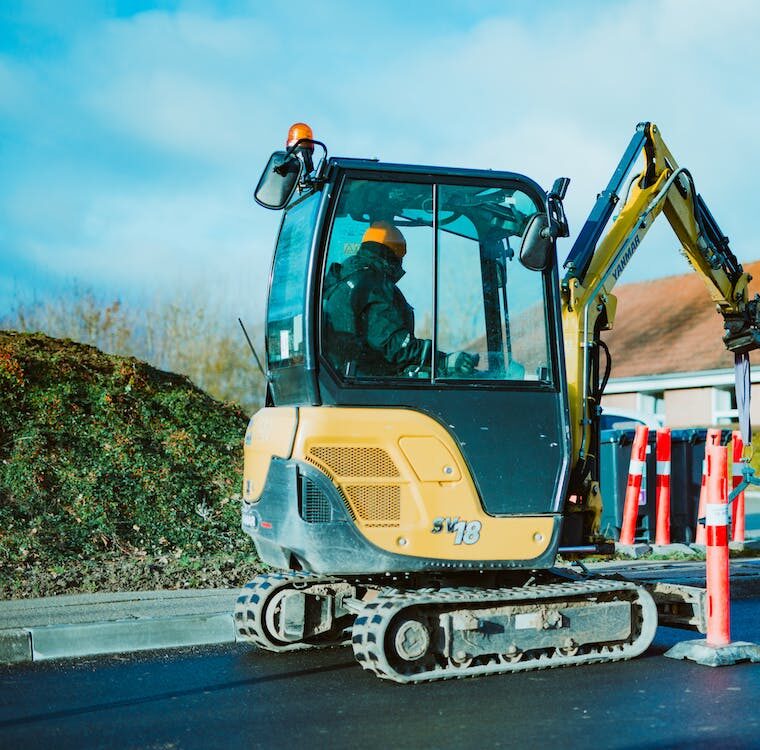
[245,124,575,576]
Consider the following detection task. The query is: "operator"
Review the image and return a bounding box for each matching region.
[323,220,479,378]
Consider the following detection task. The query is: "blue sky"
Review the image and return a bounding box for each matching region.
[2,0,759,323]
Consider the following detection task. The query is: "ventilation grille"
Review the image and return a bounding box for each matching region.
[343,485,400,526]
[307,446,400,479]
[301,479,332,524]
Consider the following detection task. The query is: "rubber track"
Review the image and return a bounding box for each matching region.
[235,571,349,652]
[351,579,658,683]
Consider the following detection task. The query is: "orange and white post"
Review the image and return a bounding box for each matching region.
[731,430,746,543]
[619,425,649,546]
[695,428,722,545]
[666,429,760,664]
[654,428,672,545]
[705,443,731,647]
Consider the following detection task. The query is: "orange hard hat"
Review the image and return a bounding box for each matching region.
[362,221,406,258]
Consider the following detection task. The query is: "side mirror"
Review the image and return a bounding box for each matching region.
[254,151,303,210]
[519,176,570,271]
[519,213,553,271]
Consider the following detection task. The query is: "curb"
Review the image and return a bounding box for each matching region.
[0,589,239,666]
[0,629,32,664]
[29,613,236,661]
[0,614,235,665]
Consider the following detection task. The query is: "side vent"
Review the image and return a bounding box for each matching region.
[307,446,400,478]
[305,445,402,527]
[300,477,333,524]
[343,485,400,527]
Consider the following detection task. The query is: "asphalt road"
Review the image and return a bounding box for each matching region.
[1,600,759,750]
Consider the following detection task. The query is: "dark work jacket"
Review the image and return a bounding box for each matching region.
[323,243,432,377]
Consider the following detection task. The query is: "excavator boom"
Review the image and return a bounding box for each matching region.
[560,122,759,532]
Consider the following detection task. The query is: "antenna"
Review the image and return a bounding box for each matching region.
[238,318,267,381]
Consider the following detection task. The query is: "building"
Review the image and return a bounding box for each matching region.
[600,260,760,428]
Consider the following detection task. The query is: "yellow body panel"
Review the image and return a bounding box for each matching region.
[293,406,554,561]
[243,407,297,501]
[398,436,462,482]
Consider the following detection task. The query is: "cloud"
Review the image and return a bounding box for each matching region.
[320,0,760,271]
[3,171,279,317]
[74,11,281,165]
[2,0,760,321]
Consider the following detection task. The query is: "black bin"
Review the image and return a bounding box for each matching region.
[599,428,729,543]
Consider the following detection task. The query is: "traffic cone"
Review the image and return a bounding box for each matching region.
[705,444,730,646]
[665,443,760,666]
[731,431,745,543]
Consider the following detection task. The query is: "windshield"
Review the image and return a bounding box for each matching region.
[321,176,551,383]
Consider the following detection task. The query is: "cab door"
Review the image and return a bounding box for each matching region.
[316,171,570,517]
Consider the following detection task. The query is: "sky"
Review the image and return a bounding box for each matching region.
[2,0,760,324]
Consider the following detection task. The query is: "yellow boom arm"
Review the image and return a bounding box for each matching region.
[560,122,760,531]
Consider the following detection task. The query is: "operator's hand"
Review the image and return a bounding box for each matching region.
[444,351,479,376]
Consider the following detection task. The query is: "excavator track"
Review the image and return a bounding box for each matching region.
[350,579,658,683]
[235,571,356,652]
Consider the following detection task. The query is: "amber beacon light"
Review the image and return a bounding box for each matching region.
[286,122,314,151]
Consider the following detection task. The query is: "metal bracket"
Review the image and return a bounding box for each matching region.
[728,462,760,503]
[644,582,707,633]
[695,462,759,526]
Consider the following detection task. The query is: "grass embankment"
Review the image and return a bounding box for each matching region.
[0,331,263,598]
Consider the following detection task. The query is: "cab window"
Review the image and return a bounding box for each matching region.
[436,184,550,382]
[320,177,551,384]
[267,191,321,370]
[321,179,434,379]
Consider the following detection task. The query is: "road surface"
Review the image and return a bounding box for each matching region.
[1,600,759,749]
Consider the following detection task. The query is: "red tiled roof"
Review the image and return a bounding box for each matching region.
[602,260,760,378]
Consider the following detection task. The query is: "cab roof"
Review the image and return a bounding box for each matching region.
[326,157,546,196]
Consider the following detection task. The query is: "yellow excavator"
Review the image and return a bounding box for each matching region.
[235,122,760,682]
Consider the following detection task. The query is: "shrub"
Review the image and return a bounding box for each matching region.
[0,331,251,572]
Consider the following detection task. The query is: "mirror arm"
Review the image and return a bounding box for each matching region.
[284,137,327,157]
[545,177,571,240]
[274,159,300,177]
[518,178,570,271]
[285,138,328,191]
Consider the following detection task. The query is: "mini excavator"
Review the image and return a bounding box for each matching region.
[235,122,760,682]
